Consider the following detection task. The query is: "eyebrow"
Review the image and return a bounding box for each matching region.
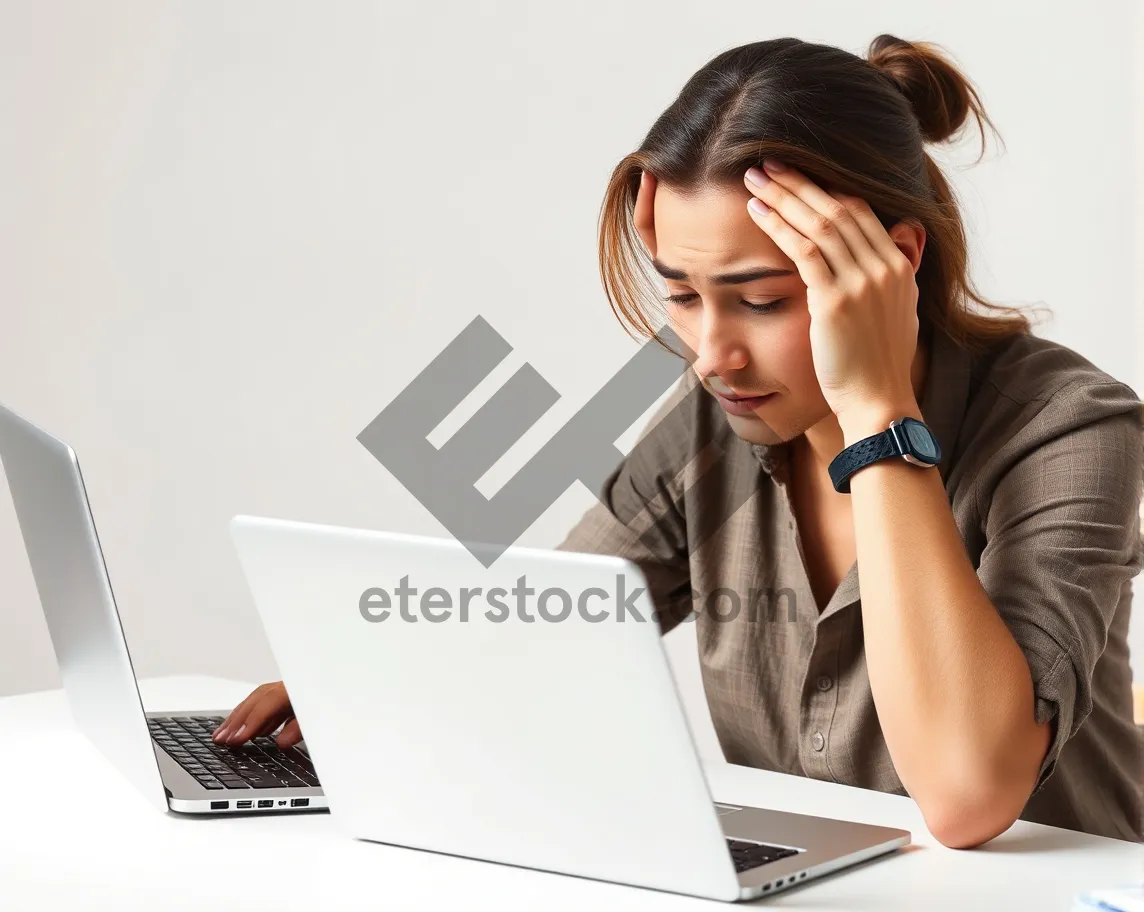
[651,258,795,285]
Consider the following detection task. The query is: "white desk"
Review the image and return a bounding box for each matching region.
[0,676,1137,910]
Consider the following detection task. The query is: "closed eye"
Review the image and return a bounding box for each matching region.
[662,293,786,315]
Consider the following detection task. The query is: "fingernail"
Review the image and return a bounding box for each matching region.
[748,198,770,215]
[763,158,786,172]
[232,724,246,742]
[212,726,227,741]
[745,166,768,186]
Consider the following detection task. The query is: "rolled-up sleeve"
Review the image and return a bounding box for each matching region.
[554,372,698,635]
[975,382,1144,793]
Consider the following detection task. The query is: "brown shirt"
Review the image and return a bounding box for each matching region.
[555,326,1144,841]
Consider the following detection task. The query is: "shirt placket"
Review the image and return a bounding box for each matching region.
[799,615,843,781]
[772,462,849,782]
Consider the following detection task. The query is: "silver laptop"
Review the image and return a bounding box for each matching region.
[0,403,326,815]
[229,513,910,901]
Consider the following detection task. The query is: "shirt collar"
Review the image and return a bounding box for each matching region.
[748,326,974,485]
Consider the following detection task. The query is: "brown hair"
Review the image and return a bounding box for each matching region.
[597,35,1046,355]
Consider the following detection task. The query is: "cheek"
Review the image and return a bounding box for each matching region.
[747,314,816,388]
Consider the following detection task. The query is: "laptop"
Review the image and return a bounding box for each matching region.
[0,403,326,815]
[228,513,910,901]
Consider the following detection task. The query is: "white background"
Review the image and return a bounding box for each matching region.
[1,2,1141,757]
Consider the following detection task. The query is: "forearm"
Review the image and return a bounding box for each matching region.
[841,404,1049,844]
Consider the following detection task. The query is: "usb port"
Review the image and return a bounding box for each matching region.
[236,800,253,809]
[257,799,274,808]
[210,801,229,810]
[290,798,310,807]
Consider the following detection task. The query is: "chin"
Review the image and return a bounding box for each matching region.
[723,413,789,447]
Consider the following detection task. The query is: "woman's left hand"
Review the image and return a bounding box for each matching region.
[743,158,923,439]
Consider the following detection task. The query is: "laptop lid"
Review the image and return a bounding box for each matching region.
[229,513,741,900]
[0,403,169,812]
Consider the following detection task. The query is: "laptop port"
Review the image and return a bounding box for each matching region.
[236,800,253,809]
[210,801,229,810]
[290,798,310,807]
[257,799,274,808]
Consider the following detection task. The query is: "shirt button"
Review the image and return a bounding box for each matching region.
[816,675,833,692]
[811,731,825,752]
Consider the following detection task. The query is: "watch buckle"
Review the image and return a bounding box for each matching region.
[889,418,935,467]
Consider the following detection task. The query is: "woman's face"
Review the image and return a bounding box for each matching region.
[651,181,830,446]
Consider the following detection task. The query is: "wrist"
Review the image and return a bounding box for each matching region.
[838,398,923,447]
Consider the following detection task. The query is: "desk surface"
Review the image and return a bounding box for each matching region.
[0,676,1137,911]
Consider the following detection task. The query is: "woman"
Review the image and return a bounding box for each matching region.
[213,35,1144,848]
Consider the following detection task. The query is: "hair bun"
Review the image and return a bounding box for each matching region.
[867,34,980,145]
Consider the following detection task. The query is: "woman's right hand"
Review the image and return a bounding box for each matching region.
[211,681,303,749]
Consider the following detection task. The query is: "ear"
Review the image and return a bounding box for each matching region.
[633,170,658,258]
[888,219,927,273]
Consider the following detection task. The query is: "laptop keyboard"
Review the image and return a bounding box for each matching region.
[148,715,321,791]
[726,838,799,873]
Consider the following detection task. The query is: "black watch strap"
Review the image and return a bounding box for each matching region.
[828,430,898,494]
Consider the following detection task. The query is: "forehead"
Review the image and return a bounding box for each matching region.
[652,182,786,268]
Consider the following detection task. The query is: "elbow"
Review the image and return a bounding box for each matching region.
[921,799,1019,849]
[914,769,1032,849]
[912,723,1049,849]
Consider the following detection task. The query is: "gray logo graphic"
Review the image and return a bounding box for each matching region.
[357,316,758,567]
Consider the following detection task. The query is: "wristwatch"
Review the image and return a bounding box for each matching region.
[827,417,942,494]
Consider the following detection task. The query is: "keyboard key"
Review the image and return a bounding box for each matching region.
[726,839,800,873]
[281,755,316,775]
[240,771,286,789]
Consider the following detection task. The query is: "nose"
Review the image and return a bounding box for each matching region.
[686,304,749,380]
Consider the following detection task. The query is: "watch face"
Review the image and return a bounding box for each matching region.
[902,418,940,462]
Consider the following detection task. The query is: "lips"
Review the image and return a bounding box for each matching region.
[717,391,772,400]
[710,388,777,417]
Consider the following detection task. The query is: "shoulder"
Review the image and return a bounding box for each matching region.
[958,332,1144,511]
[965,332,1141,444]
[971,332,1139,416]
